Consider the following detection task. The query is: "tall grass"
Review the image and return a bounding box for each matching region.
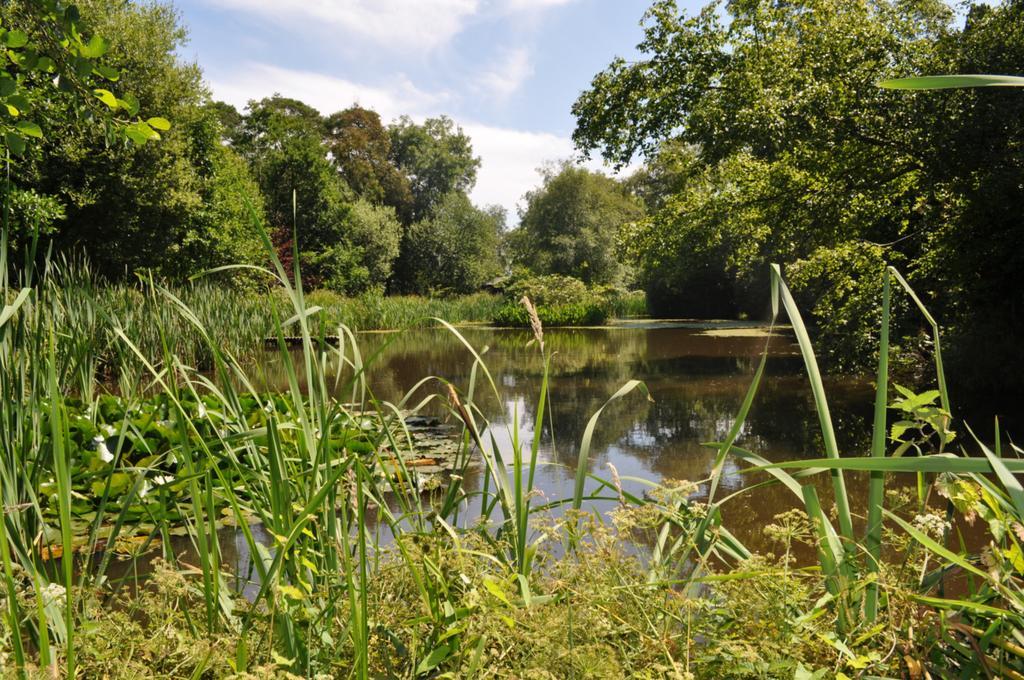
[704,263,1024,676]
[0,206,679,677]
[1,195,1020,676]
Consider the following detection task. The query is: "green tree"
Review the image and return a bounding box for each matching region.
[9,0,264,279]
[234,95,347,250]
[573,0,953,347]
[344,199,402,291]
[236,96,408,294]
[388,115,480,221]
[324,105,413,221]
[907,0,1024,393]
[403,192,503,294]
[510,161,643,286]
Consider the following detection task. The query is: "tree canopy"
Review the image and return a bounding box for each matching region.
[509,161,643,286]
[573,0,1024,395]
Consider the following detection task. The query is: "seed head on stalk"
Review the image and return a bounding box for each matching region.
[519,296,543,352]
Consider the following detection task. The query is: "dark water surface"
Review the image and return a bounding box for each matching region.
[253,320,892,555]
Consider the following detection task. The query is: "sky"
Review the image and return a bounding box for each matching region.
[172,0,704,220]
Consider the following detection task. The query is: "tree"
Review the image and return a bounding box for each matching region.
[403,192,503,295]
[323,105,413,221]
[906,0,1024,393]
[0,0,165,155]
[8,0,265,279]
[235,96,410,294]
[234,95,348,251]
[572,0,953,338]
[388,115,480,221]
[510,161,643,286]
[343,199,402,291]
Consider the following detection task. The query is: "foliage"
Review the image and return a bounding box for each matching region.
[304,290,504,332]
[572,0,962,365]
[506,273,591,307]
[6,0,265,279]
[509,161,643,286]
[324,105,414,221]
[493,300,607,327]
[786,242,907,371]
[908,0,1024,396]
[494,274,645,326]
[400,191,503,295]
[0,0,164,154]
[387,115,480,222]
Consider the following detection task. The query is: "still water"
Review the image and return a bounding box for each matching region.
[258,320,883,554]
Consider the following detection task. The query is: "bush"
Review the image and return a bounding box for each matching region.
[506,274,591,307]
[495,274,642,326]
[493,300,608,327]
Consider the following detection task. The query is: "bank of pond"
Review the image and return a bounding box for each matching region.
[0,271,1021,679]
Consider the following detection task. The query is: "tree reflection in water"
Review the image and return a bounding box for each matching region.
[257,322,875,554]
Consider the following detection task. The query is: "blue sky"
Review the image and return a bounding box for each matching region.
[173,0,704,218]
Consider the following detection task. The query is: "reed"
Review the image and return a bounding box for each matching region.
[0,199,1019,677]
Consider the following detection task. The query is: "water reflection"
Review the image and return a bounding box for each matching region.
[257,322,880,553]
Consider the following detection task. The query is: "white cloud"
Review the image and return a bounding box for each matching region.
[476,47,533,100]
[208,0,581,53]
[462,123,575,216]
[207,63,447,121]
[501,0,577,10]
[208,0,480,51]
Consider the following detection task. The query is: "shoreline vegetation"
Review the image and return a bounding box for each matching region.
[1,228,1022,678]
[1,0,1022,677]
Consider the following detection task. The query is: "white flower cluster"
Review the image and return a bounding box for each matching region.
[92,434,114,463]
[912,512,950,538]
[39,582,66,607]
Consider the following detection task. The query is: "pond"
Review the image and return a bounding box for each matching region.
[256,320,884,555]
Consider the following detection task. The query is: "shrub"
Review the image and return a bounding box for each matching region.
[495,274,642,326]
[493,300,608,327]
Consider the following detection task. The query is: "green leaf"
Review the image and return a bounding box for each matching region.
[93,89,118,110]
[7,94,27,111]
[36,56,55,72]
[275,583,305,600]
[146,117,171,131]
[0,76,14,97]
[415,643,450,675]
[73,56,93,78]
[78,35,109,59]
[93,64,119,81]
[482,577,513,608]
[15,121,42,138]
[880,74,1024,90]
[4,31,28,49]
[4,103,17,117]
[125,121,160,145]
[4,131,25,154]
[119,93,139,116]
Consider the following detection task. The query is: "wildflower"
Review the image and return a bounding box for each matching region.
[152,474,174,486]
[40,582,66,608]
[912,512,950,538]
[100,424,116,437]
[138,479,152,498]
[93,435,114,463]
[197,402,208,418]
